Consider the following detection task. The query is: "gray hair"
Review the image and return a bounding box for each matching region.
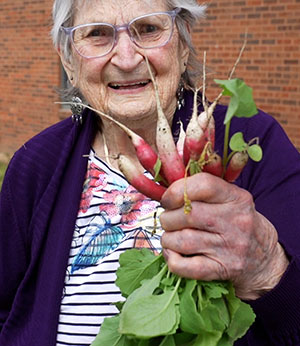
[51,0,207,98]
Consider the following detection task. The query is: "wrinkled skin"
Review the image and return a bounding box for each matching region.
[160,173,289,300]
[60,0,188,132]
[59,0,189,169]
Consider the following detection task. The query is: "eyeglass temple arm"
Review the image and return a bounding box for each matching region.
[60,26,73,35]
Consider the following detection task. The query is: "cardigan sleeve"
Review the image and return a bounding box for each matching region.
[0,116,78,335]
[231,111,300,345]
[0,162,29,332]
[0,112,95,344]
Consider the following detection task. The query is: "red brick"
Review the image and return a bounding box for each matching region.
[195,0,300,150]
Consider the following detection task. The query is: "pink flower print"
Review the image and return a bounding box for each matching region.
[79,163,107,213]
[100,186,157,226]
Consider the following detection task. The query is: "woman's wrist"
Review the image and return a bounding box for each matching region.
[239,242,289,301]
[257,243,289,296]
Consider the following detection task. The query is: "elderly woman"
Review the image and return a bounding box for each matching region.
[1,0,300,345]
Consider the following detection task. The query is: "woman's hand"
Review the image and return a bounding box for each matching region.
[160,173,289,300]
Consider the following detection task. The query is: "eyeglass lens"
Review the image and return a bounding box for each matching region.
[72,13,173,58]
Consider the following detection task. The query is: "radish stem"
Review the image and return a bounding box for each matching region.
[223,121,231,169]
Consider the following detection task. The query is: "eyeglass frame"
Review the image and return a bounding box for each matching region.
[60,7,182,59]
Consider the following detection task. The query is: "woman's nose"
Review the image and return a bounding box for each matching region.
[110,31,144,71]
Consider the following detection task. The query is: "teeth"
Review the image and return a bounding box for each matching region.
[110,80,149,89]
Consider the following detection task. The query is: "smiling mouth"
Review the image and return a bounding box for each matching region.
[109,80,151,90]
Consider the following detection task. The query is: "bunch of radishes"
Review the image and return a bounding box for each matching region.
[105,62,261,207]
[62,47,262,206]
[117,50,262,204]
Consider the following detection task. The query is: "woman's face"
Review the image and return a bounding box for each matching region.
[61,0,189,125]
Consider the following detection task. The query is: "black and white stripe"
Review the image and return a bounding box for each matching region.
[56,152,162,346]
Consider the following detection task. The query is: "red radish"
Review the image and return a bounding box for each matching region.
[202,153,223,177]
[198,100,217,151]
[118,155,166,201]
[205,115,216,151]
[155,105,186,184]
[198,100,216,130]
[131,137,158,177]
[72,103,159,176]
[183,88,206,163]
[224,151,249,182]
[183,144,190,167]
[145,56,186,184]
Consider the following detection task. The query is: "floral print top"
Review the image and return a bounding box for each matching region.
[56,149,164,346]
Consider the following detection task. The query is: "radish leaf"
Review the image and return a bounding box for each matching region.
[116,249,163,297]
[247,144,263,162]
[214,79,258,124]
[91,316,131,346]
[179,279,208,334]
[119,287,180,338]
[154,158,162,181]
[229,132,247,152]
[189,160,201,175]
[159,335,176,346]
[225,283,256,341]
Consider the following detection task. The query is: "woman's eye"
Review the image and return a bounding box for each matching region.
[140,24,158,34]
[83,26,114,39]
[88,29,105,37]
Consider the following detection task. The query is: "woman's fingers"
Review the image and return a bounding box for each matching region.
[161,227,249,282]
[162,248,230,282]
[160,201,231,232]
[161,172,241,210]
[161,228,226,255]
[160,197,255,236]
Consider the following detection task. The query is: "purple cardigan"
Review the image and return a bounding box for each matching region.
[1,91,300,345]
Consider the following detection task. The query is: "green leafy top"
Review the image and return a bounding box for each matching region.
[214,78,258,124]
[93,249,256,346]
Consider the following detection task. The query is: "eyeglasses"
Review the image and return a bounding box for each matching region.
[60,8,181,59]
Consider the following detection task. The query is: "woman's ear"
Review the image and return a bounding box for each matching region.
[179,23,191,74]
[58,48,76,85]
[180,43,190,75]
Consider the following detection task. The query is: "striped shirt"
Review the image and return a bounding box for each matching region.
[56,150,164,346]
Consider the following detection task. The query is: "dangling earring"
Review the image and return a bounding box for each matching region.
[176,78,185,110]
[71,96,84,124]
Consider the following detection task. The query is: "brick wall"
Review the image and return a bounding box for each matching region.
[0,0,64,157]
[0,0,299,158]
[193,0,300,150]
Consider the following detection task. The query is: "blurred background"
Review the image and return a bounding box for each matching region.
[0,0,299,180]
